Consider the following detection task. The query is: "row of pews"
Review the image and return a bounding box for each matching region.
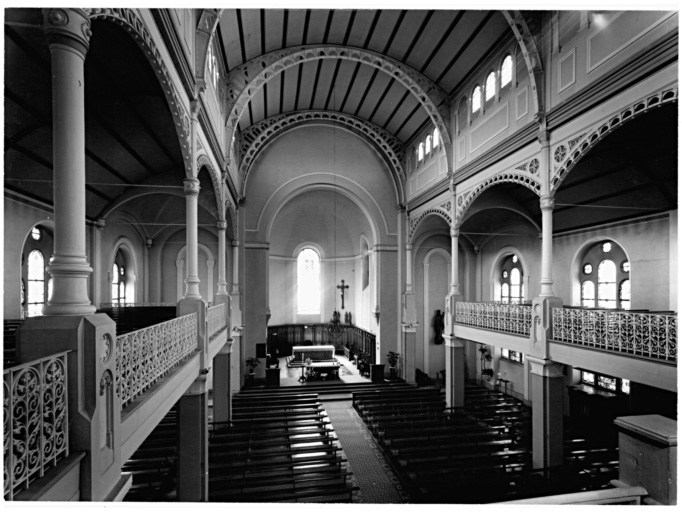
[123,406,178,501]
[208,390,358,503]
[3,319,22,367]
[353,383,620,503]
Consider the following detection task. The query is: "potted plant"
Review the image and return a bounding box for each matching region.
[387,351,400,378]
[245,356,260,384]
[478,346,493,382]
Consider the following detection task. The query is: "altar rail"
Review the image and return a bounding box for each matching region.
[100,302,176,308]
[207,303,227,340]
[4,351,70,500]
[455,302,532,336]
[267,324,376,364]
[116,313,198,409]
[552,308,677,364]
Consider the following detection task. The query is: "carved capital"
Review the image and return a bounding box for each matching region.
[145,237,153,249]
[540,195,555,210]
[96,217,106,230]
[42,8,92,57]
[232,240,240,248]
[450,227,459,238]
[183,178,200,196]
[406,243,412,252]
[216,220,227,230]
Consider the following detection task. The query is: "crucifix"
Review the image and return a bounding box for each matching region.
[337,279,350,309]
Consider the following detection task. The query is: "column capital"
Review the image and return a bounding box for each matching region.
[450,227,459,237]
[42,8,92,57]
[540,195,555,211]
[146,237,153,249]
[232,240,240,248]
[216,220,227,230]
[96,217,106,230]
[184,178,200,196]
[526,356,564,378]
[405,243,412,251]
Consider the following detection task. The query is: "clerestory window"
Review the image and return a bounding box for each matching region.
[297,248,321,314]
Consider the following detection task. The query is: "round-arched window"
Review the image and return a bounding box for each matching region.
[500,254,523,304]
[471,85,482,115]
[500,55,513,90]
[485,71,496,102]
[580,240,629,309]
[297,248,321,315]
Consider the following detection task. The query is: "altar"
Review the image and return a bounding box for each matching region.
[292,345,336,363]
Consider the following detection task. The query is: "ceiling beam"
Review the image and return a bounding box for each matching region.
[419,11,465,74]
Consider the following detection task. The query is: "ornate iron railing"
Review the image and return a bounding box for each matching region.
[552,308,677,363]
[115,313,198,409]
[455,302,532,336]
[4,351,69,500]
[207,303,227,339]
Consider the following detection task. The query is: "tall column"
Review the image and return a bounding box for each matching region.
[527,357,565,469]
[216,221,228,296]
[474,245,481,302]
[444,336,465,408]
[231,240,240,295]
[144,237,152,303]
[450,228,459,295]
[402,242,418,384]
[42,8,95,316]
[177,380,208,501]
[92,218,105,308]
[539,196,555,297]
[183,178,202,299]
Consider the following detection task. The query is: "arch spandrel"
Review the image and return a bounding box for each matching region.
[197,153,223,218]
[408,208,452,243]
[550,87,678,195]
[455,172,541,228]
[223,45,452,170]
[86,8,193,175]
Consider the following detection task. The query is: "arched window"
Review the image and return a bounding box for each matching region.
[425,135,432,155]
[500,254,523,304]
[485,71,496,102]
[297,248,321,314]
[471,85,482,116]
[581,281,595,307]
[418,142,424,162]
[27,250,45,317]
[500,54,513,90]
[112,263,120,305]
[580,240,629,309]
[597,260,617,308]
[432,128,440,148]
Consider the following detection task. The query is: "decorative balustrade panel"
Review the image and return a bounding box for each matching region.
[553,308,677,363]
[115,313,198,409]
[455,302,532,336]
[207,304,227,340]
[4,351,69,500]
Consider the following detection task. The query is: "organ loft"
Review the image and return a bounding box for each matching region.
[3,7,678,504]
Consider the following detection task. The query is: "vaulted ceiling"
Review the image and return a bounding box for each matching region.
[217,9,512,143]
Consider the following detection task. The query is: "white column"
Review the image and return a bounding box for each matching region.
[144,237,152,303]
[93,218,105,308]
[450,228,459,295]
[539,196,555,297]
[42,8,95,316]
[183,178,202,299]
[216,221,228,296]
[405,243,413,293]
[474,245,482,302]
[231,241,240,294]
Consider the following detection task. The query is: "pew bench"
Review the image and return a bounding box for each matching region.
[209,454,348,475]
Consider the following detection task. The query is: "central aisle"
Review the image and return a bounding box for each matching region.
[322,400,409,504]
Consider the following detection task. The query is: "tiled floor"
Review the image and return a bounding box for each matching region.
[324,400,409,504]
